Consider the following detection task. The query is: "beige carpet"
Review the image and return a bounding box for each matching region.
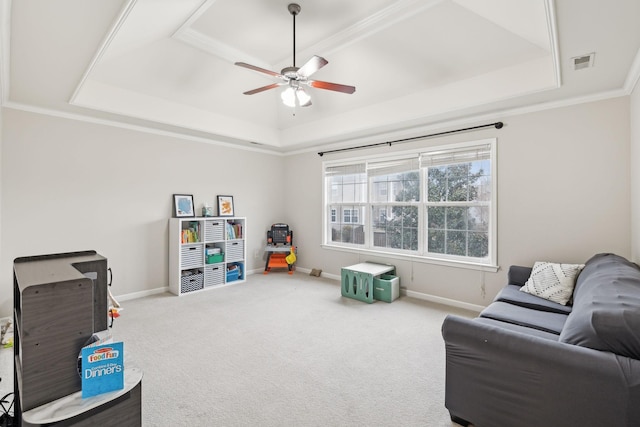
[113,272,475,426]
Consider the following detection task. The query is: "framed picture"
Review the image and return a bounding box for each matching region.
[217,195,234,216]
[173,194,195,217]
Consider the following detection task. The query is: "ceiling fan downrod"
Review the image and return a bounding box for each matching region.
[288,3,301,67]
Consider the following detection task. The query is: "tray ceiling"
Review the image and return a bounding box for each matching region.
[5,0,640,152]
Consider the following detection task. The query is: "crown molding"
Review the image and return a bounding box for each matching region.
[2,82,630,160]
[624,47,640,94]
[2,100,285,156]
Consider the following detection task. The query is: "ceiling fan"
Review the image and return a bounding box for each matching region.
[234,3,356,108]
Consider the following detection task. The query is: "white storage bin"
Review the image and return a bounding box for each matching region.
[204,220,224,241]
[204,264,224,287]
[226,241,244,262]
[180,244,203,269]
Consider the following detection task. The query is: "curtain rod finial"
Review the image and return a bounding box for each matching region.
[495,122,504,129]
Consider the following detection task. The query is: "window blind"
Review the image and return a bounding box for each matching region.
[325,163,366,176]
[366,157,420,177]
[420,144,491,168]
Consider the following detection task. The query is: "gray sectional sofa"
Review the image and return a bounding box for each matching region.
[441,253,640,427]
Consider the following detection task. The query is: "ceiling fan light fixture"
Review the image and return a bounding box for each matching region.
[281,86,312,108]
[296,88,311,107]
[281,87,297,107]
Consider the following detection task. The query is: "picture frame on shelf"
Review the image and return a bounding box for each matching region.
[217,195,234,216]
[173,194,195,217]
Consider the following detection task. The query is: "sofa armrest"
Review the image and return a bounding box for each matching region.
[442,315,640,427]
[507,265,532,286]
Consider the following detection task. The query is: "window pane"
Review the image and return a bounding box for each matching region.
[330,206,365,245]
[427,206,445,229]
[446,164,470,202]
[468,232,488,257]
[372,205,418,250]
[371,171,420,203]
[474,175,491,202]
[371,179,389,203]
[427,161,490,203]
[468,206,489,232]
[328,172,366,203]
[428,229,445,253]
[427,167,447,202]
[446,231,467,256]
[331,224,365,244]
[448,207,467,230]
[426,206,488,259]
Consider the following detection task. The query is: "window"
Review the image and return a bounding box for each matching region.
[423,145,492,259]
[369,158,420,251]
[323,139,496,268]
[325,163,366,245]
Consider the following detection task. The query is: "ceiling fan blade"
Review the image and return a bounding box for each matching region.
[308,80,356,94]
[243,83,283,95]
[297,55,328,78]
[235,62,283,78]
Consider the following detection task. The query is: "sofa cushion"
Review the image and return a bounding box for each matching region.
[519,261,584,305]
[507,265,533,286]
[559,253,640,359]
[480,301,568,335]
[495,285,572,315]
[473,317,561,341]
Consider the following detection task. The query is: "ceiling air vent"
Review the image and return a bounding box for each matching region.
[572,53,595,71]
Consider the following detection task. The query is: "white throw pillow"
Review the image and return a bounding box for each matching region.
[520,262,585,305]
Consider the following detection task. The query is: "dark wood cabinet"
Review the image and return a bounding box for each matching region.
[13,251,142,426]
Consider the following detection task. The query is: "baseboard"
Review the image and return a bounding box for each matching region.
[114,286,169,302]
[404,289,484,313]
[318,270,340,281]
[246,267,314,276]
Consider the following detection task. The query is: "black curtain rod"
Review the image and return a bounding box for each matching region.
[317,121,503,157]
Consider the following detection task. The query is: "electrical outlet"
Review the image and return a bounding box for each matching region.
[254,249,260,259]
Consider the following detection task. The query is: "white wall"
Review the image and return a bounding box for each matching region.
[631,79,640,263]
[0,109,287,317]
[283,97,631,308]
[0,96,633,317]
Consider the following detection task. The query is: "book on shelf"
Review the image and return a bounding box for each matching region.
[226,222,243,239]
[181,221,200,243]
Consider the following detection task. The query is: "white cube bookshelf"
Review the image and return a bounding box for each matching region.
[169,217,246,296]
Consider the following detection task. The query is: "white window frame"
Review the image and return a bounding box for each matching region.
[322,138,498,271]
